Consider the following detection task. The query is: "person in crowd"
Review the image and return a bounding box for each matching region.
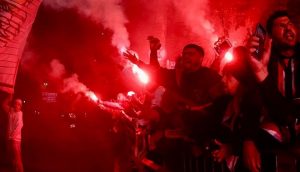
[215,46,267,172]
[2,96,24,172]
[243,10,300,172]
[124,36,228,172]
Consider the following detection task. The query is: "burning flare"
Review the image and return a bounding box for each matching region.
[224,51,233,63]
[132,65,149,85]
[85,91,99,103]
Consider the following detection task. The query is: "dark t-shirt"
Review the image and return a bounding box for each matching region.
[157,66,228,143]
[179,67,225,105]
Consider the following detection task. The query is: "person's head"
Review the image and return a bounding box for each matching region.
[181,44,204,72]
[13,99,22,112]
[266,10,297,48]
[223,46,255,85]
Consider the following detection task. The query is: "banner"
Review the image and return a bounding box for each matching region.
[0,0,42,93]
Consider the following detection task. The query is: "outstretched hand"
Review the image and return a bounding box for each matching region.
[123,50,139,65]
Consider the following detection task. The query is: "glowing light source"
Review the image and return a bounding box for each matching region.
[214,37,232,56]
[42,82,48,88]
[127,91,135,97]
[224,51,233,62]
[119,47,127,54]
[132,65,149,84]
[85,91,99,103]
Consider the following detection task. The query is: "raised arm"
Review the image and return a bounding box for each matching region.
[148,36,161,67]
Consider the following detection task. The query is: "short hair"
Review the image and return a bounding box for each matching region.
[14,98,22,107]
[266,10,290,34]
[183,44,205,57]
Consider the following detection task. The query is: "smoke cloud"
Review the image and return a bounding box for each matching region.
[49,59,66,79]
[172,0,218,45]
[43,0,130,50]
[61,74,89,94]
[48,59,91,96]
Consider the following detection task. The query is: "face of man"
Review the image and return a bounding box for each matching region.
[271,16,297,48]
[181,47,203,72]
[13,99,22,112]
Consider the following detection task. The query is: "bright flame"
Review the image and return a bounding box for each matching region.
[127,91,135,97]
[119,47,127,55]
[224,51,233,63]
[85,91,99,103]
[132,65,149,84]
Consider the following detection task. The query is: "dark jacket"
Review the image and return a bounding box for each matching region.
[267,43,300,100]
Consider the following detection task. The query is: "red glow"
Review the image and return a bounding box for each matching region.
[127,91,135,96]
[119,47,127,54]
[224,51,233,63]
[132,65,149,84]
[85,91,99,102]
[159,48,167,59]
